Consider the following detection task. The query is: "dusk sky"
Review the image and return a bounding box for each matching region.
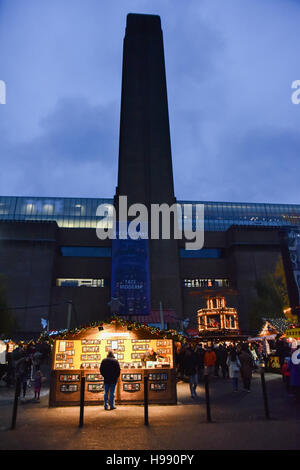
[0,0,300,204]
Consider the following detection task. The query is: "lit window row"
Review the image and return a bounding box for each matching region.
[183,278,230,288]
[2,196,300,230]
[56,278,106,288]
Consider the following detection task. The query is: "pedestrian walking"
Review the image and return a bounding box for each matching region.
[218,344,228,379]
[250,344,259,369]
[214,345,221,377]
[238,344,254,392]
[177,344,187,381]
[281,357,291,394]
[289,346,300,402]
[195,344,205,382]
[100,351,121,410]
[183,346,198,399]
[204,346,217,378]
[275,336,291,369]
[226,348,241,392]
[15,355,31,398]
[34,369,42,401]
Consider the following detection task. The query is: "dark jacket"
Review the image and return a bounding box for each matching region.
[100,357,121,385]
[238,350,254,380]
[218,346,228,365]
[195,347,205,368]
[184,350,198,376]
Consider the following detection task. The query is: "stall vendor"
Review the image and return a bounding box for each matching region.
[142,347,164,366]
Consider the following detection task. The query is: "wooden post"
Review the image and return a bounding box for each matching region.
[204,374,212,423]
[144,375,149,426]
[11,377,21,430]
[260,370,270,420]
[79,376,85,428]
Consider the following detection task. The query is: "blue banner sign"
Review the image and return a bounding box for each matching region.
[111,235,150,316]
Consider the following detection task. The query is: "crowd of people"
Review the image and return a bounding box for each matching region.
[175,337,300,400]
[175,342,258,397]
[0,341,51,401]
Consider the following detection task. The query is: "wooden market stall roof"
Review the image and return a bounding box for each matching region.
[41,317,187,343]
[259,318,293,337]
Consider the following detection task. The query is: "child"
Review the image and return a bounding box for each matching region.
[281,357,291,393]
[34,370,42,401]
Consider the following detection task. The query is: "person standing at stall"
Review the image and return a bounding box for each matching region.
[100,351,121,411]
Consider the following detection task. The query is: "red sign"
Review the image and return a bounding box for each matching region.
[186,329,199,337]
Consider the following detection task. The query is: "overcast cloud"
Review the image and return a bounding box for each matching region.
[0,0,300,204]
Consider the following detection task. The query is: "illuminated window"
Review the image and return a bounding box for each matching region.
[183,278,229,288]
[56,278,106,288]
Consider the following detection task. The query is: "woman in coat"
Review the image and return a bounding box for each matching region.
[239,344,254,392]
[226,348,241,392]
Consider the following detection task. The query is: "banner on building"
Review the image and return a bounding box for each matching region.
[111,232,150,316]
[285,228,300,304]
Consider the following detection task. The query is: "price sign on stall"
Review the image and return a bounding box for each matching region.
[285,328,300,338]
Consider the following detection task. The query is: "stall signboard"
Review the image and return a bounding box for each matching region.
[111,233,150,316]
[285,328,300,338]
[266,355,281,370]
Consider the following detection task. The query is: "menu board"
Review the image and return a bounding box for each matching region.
[123,383,140,392]
[121,373,142,382]
[148,372,168,381]
[88,383,104,392]
[60,384,78,392]
[59,374,80,382]
[150,383,167,391]
[86,374,103,381]
[54,338,173,370]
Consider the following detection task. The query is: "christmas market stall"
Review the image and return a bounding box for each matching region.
[248,318,293,372]
[48,318,178,407]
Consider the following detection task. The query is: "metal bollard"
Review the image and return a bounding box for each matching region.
[79,376,85,428]
[204,374,212,423]
[11,377,21,430]
[260,370,270,420]
[144,375,149,426]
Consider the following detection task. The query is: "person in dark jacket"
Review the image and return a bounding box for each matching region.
[184,346,199,398]
[195,344,205,382]
[289,346,300,402]
[15,355,31,398]
[238,344,254,392]
[100,351,121,410]
[217,344,228,379]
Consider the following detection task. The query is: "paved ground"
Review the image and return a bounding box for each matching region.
[0,369,300,450]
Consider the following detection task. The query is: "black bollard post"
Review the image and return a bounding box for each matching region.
[79,376,85,428]
[260,370,270,420]
[11,377,21,430]
[144,375,149,426]
[204,374,212,423]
